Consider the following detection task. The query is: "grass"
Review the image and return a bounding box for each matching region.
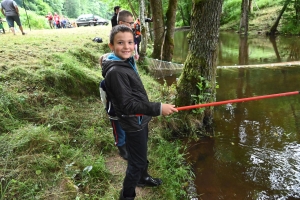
[0,26,192,199]
[221,0,299,35]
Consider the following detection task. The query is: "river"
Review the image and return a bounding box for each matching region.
[155,31,300,199]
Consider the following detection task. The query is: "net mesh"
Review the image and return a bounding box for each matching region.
[145,57,184,71]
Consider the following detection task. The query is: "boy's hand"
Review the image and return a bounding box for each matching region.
[161,104,178,116]
[134,54,139,60]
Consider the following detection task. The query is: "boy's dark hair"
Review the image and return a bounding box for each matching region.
[114,6,120,12]
[109,25,134,45]
[117,10,133,24]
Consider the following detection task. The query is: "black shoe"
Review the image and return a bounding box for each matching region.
[119,189,135,200]
[137,176,163,187]
[117,144,128,160]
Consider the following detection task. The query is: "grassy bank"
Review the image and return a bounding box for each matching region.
[0,27,191,199]
[221,0,300,35]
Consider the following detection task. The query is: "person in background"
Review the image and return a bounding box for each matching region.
[60,15,67,29]
[53,12,60,29]
[117,10,139,60]
[133,18,141,55]
[102,25,178,200]
[45,12,53,29]
[0,0,25,35]
[111,5,120,27]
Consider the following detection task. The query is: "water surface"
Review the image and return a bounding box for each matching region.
[159,31,300,199]
[188,67,300,199]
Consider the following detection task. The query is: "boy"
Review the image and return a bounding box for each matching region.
[99,9,139,161]
[102,25,178,200]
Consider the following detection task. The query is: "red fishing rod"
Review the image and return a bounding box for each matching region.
[176,91,300,111]
[122,91,299,117]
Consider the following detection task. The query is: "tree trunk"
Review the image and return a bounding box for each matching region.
[295,0,300,22]
[162,0,178,61]
[269,0,292,35]
[139,0,148,62]
[238,35,249,65]
[149,0,165,59]
[146,0,152,42]
[175,0,223,136]
[269,36,281,62]
[239,0,249,34]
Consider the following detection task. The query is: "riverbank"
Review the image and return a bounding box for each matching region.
[0,26,191,199]
[220,4,285,35]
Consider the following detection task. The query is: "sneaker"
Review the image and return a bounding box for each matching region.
[22,32,26,35]
[137,176,163,187]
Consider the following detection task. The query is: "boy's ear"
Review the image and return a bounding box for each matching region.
[108,43,114,51]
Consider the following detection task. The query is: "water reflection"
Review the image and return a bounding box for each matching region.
[187,67,300,199]
[173,31,300,66]
[156,32,300,85]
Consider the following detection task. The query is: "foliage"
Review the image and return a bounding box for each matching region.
[17,0,112,21]
[191,76,217,114]
[19,9,49,29]
[148,136,192,199]
[176,0,192,27]
[280,18,300,34]
[63,0,80,18]
[221,0,241,25]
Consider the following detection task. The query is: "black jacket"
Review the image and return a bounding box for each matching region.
[111,13,118,27]
[102,54,161,132]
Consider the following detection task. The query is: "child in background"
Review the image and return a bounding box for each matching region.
[101,25,178,200]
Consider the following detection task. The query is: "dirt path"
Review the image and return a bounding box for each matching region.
[105,153,152,200]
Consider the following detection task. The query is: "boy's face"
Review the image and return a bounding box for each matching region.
[109,31,135,60]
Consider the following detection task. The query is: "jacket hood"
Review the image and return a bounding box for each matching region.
[102,53,137,78]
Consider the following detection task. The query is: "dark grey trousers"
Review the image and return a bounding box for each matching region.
[122,125,148,198]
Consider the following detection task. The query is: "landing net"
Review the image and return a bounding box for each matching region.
[145,57,184,71]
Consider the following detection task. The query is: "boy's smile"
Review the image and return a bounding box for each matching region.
[109,32,135,60]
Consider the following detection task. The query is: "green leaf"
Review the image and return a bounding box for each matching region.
[36,170,42,175]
